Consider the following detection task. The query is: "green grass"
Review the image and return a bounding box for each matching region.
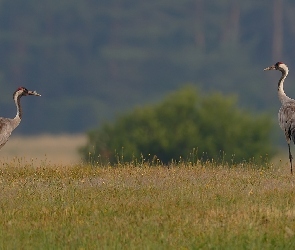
[0,160,295,249]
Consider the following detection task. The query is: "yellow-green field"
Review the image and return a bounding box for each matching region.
[0,134,86,165]
[0,161,295,249]
[0,135,295,248]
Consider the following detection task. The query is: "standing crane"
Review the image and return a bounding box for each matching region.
[264,62,295,174]
[0,87,41,149]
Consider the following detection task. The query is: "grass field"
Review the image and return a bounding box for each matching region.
[0,134,86,165]
[0,160,295,249]
[1,135,295,249]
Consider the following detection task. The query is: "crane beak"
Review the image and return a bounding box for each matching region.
[264,65,276,71]
[28,90,41,96]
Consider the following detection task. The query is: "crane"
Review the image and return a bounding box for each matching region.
[264,62,295,174]
[0,87,41,149]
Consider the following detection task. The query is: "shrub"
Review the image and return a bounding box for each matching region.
[80,86,274,164]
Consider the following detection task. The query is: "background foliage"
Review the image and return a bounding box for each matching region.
[0,0,292,134]
[81,87,274,164]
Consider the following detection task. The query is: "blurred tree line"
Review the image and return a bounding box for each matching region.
[0,0,293,133]
[81,86,274,164]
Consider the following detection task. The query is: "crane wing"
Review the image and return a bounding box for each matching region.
[279,103,295,143]
[0,118,14,149]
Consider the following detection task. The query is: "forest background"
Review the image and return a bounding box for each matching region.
[0,0,291,143]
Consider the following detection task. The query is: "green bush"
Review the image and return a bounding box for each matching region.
[80,86,274,164]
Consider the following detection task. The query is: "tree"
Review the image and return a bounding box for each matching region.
[80,86,274,164]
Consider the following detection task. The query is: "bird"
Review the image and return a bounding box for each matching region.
[264,62,295,174]
[0,87,41,149]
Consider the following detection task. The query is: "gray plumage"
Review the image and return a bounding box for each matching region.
[264,62,295,174]
[0,87,41,149]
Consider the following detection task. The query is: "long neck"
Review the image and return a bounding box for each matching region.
[278,68,291,104]
[13,93,22,128]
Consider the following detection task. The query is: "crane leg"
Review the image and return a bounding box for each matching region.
[288,143,293,174]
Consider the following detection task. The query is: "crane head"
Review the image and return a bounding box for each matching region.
[264,62,287,71]
[14,87,41,98]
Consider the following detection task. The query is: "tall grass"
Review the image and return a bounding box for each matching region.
[0,159,294,249]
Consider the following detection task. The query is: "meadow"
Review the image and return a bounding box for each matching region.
[0,134,86,165]
[0,136,295,249]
